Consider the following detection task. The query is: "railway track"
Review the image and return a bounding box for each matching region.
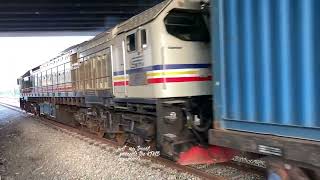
[0,101,266,180]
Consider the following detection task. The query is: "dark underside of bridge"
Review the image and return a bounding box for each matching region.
[0,0,163,34]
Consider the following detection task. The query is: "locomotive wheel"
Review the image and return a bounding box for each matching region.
[104,133,127,145]
[147,140,156,151]
[115,133,127,146]
[132,135,145,147]
[97,130,105,138]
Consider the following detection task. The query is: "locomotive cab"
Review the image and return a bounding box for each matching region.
[141,0,215,163]
[109,0,215,163]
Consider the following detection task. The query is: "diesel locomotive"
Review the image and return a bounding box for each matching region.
[18,0,213,162]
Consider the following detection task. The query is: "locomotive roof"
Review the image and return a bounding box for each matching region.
[116,0,172,34]
[61,44,80,54]
[76,0,172,52]
[21,0,174,77]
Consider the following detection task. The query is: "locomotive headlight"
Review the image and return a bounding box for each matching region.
[168,112,177,120]
[165,112,177,122]
[194,115,201,126]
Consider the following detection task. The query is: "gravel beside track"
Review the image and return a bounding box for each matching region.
[0,106,200,180]
[191,163,264,180]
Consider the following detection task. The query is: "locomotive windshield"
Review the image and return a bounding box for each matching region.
[164,9,209,42]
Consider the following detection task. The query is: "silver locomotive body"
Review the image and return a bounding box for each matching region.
[18,0,212,160]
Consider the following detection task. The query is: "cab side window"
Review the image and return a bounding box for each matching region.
[141,29,147,49]
[126,33,136,52]
[164,9,209,42]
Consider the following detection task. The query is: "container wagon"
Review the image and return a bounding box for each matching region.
[210,0,320,179]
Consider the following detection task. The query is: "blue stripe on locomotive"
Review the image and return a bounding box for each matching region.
[113,64,211,76]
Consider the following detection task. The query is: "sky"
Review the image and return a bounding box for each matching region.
[0,36,93,92]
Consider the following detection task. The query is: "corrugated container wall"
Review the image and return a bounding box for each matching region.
[212,0,320,141]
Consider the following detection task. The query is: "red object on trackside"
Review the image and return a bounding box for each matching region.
[177,145,238,165]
